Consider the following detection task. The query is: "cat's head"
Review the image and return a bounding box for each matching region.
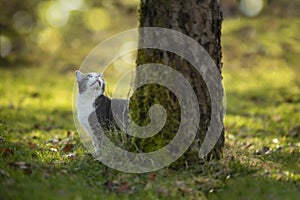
[75,70,105,95]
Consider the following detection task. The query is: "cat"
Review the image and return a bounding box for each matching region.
[75,70,129,151]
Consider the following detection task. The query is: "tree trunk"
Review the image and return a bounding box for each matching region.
[129,0,224,166]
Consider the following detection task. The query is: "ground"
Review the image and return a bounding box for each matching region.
[0,16,299,199]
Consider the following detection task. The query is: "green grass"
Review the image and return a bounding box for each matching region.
[1,16,300,199]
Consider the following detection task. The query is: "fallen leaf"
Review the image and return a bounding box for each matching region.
[289,147,298,154]
[104,180,135,194]
[47,136,60,144]
[9,161,32,174]
[28,142,38,149]
[156,187,169,197]
[9,161,29,168]
[254,146,272,155]
[178,187,193,196]
[117,182,131,193]
[61,143,74,152]
[49,148,58,152]
[60,169,68,174]
[67,131,74,138]
[0,148,14,156]
[64,153,79,160]
[174,180,186,188]
[195,178,210,186]
[104,180,120,191]
[213,168,232,179]
[272,115,282,122]
[272,138,279,144]
[148,173,157,181]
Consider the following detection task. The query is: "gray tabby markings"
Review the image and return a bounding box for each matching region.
[89,94,129,132]
[78,76,89,94]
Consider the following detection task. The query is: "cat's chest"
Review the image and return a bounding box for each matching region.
[77,100,94,130]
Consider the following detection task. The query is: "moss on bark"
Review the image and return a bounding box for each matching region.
[129,0,224,166]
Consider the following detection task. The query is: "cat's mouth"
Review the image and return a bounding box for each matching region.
[90,80,100,87]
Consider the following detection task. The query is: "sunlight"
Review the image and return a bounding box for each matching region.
[120,0,139,7]
[58,0,84,12]
[12,11,34,34]
[240,0,264,17]
[83,8,111,32]
[46,1,70,27]
[37,28,62,53]
[38,0,85,28]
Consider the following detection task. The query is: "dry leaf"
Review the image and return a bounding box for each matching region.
[148,173,157,181]
[117,182,131,193]
[61,143,74,152]
[174,180,186,188]
[47,136,60,144]
[9,161,32,174]
[178,187,193,196]
[0,148,14,156]
[28,142,38,149]
[67,131,74,138]
[49,148,58,152]
[157,187,169,197]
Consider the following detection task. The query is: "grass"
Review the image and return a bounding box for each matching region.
[1,16,300,199]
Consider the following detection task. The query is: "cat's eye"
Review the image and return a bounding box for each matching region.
[87,74,92,78]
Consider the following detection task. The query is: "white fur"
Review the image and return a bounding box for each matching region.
[76,71,104,140]
[77,91,96,138]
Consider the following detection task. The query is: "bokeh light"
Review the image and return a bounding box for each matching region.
[240,0,264,17]
[84,8,111,32]
[120,0,139,7]
[58,0,84,12]
[38,0,84,28]
[46,1,70,27]
[12,11,34,34]
[0,36,12,57]
[37,28,61,53]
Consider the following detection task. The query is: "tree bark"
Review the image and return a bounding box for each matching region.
[130,0,224,166]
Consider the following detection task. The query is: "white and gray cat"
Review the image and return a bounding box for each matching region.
[75,70,128,148]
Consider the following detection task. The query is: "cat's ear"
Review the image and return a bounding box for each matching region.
[75,70,84,82]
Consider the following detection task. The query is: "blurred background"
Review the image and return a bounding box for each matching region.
[0,0,299,104]
[1,0,299,70]
[0,0,139,70]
